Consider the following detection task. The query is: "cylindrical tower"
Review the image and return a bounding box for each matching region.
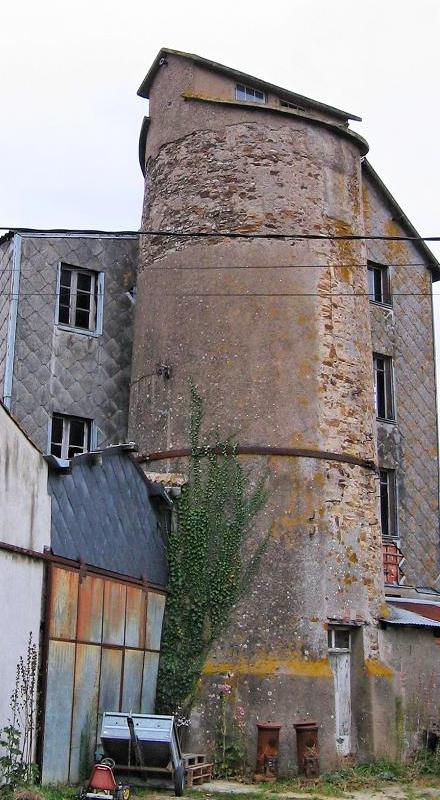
[130,51,388,767]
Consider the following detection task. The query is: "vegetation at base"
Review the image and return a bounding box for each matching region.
[256,755,440,795]
[156,380,268,716]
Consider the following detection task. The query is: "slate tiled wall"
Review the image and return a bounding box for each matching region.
[10,235,138,452]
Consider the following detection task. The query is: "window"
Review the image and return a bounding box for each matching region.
[280,99,305,111]
[235,83,266,103]
[50,413,91,459]
[57,264,103,333]
[373,354,395,420]
[379,469,397,538]
[328,628,351,651]
[368,262,391,305]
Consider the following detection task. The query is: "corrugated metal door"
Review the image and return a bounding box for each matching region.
[41,565,166,784]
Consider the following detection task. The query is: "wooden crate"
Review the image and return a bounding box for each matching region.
[185,762,213,787]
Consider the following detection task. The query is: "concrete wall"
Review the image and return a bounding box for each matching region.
[9,234,138,452]
[380,624,440,757]
[0,403,51,754]
[363,171,440,587]
[130,53,390,769]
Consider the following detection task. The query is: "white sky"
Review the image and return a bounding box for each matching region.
[1,0,440,366]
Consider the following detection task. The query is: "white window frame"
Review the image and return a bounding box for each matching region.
[373,353,395,422]
[49,413,96,459]
[55,262,104,336]
[328,627,351,653]
[235,83,266,103]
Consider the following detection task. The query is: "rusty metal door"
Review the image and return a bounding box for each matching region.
[41,565,166,784]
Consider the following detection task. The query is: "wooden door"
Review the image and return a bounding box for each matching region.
[330,651,351,756]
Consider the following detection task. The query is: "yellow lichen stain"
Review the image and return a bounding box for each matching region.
[202,655,333,679]
[364,658,394,679]
[378,602,391,619]
[343,574,357,585]
[345,546,358,564]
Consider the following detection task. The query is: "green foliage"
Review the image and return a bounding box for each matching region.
[156,381,268,715]
[0,633,39,787]
[213,691,247,779]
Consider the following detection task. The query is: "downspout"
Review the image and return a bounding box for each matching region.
[3,234,21,409]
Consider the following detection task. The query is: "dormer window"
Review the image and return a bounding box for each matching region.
[235,84,266,103]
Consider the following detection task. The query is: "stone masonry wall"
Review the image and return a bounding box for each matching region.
[130,60,389,766]
[11,235,138,451]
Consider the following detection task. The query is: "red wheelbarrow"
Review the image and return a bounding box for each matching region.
[79,758,130,800]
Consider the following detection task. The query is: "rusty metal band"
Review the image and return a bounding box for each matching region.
[136,445,376,471]
[0,540,167,593]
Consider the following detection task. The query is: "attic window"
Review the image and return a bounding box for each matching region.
[235,84,266,103]
[280,99,305,112]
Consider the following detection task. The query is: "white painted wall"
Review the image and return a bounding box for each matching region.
[0,403,51,756]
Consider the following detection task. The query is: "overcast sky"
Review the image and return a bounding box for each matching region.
[1,0,440,349]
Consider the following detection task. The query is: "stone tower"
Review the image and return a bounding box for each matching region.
[130,50,391,767]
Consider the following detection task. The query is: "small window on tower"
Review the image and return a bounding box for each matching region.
[235,83,266,103]
[56,264,104,334]
[328,628,351,651]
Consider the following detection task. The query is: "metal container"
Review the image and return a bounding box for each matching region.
[100,712,185,795]
[255,722,281,781]
[293,720,319,777]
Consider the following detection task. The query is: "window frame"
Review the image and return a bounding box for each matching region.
[379,468,398,540]
[328,627,351,653]
[367,261,392,307]
[55,262,104,336]
[373,353,395,422]
[235,83,266,104]
[49,413,96,460]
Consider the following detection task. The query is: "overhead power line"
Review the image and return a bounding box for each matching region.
[2,226,440,243]
[1,260,437,276]
[2,290,439,299]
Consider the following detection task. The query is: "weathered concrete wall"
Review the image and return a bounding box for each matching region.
[130,54,389,768]
[380,625,440,757]
[10,235,138,452]
[363,171,440,587]
[0,403,50,753]
[0,235,13,400]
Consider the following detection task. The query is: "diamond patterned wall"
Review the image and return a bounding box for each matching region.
[363,173,440,588]
[0,235,13,399]
[10,235,138,452]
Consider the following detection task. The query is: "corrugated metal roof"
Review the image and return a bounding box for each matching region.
[382,605,440,629]
[48,450,169,586]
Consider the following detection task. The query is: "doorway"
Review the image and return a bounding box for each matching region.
[328,627,352,756]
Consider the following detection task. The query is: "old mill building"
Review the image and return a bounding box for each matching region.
[1,49,440,771]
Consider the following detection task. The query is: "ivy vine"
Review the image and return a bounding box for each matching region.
[156,381,268,716]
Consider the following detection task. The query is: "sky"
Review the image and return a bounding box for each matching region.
[1,0,440,338]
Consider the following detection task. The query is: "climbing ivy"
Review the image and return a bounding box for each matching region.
[156,381,268,715]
